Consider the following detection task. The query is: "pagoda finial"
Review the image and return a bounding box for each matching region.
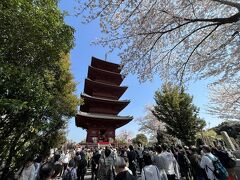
[104,53,108,61]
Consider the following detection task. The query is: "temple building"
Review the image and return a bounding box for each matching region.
[75,57,133,144]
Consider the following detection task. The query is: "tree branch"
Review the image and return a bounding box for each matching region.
[212,0,240,10]
[109,1,125,24]
[138,21,192,35]
[112,0,144,30]
[178,25,220,84]
[153,22,220,70]
[185,12,240,23]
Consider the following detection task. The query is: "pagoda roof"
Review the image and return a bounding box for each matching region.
[75,111,133,129]
[77,111,133,120]
[88,66,124,86]
[84,78,127,100]
[81,93,130,104]
[91,57,121,73]
[80,93,130,115]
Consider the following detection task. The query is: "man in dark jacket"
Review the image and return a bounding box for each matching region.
[91,149,101,180]
[127,145,137,176]
[77,152,88,180]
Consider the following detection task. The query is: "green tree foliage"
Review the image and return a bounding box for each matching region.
[152,83,205,146]
[0,0,78,178]
[196,130,218,139]
[213,121,240,139]
[156,130,179,145]
[132,133,148,146]
[196,118,207,132]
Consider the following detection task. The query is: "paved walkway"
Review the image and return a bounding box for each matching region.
[54,169,141,180]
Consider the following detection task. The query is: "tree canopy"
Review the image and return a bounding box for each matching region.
[213,121,240,139]
[209,83,240,120]
[132,133,148,146]
[79,0,240,82]
[0,0,78,178]
[79,0,240,120]
[152,83,206,145]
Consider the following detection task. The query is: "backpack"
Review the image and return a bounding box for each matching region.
[205,154,228,180]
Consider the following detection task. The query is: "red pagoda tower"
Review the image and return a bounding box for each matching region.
[75,57,133,144]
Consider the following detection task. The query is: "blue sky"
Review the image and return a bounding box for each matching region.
[59,0,223,143]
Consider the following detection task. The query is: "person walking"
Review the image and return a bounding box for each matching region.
[212,146,237,180]
[62,159,77,180]
[38,163,54,180]
[15,157,35,180]
[91,149,101,180]
[189,146,207,180]
[136,146,144,173]
[33,155,42,180]
[176,145,192,180]
[62,150,71,171]
[200,145,228,180]
[152,145,168,180]
[52,153,63,178]
[77,152,87,180]
[159,143,180,180]
[141,153,167,180]
[114,156,136,180]
[98,147,114,180]
[127,145,137,177]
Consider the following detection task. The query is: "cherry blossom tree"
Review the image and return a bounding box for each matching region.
[79,0,240,120]
[209,82,240,120]
[137,105,180,144]
[116,130,133,144]
[79,0,240,81]
[136,105,166,138]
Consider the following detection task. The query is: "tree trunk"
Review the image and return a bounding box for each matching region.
[0,131,24,179]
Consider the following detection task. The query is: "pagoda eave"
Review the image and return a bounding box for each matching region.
[88,66,124,85]
[91,57,121,73]
[80,93,130,115]
[84,78,127,99]
[81,93,130,104]
[75,112,132,129]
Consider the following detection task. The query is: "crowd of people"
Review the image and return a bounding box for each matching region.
[14,143,238,180]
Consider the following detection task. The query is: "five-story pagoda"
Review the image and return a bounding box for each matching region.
[75,57,133,144]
